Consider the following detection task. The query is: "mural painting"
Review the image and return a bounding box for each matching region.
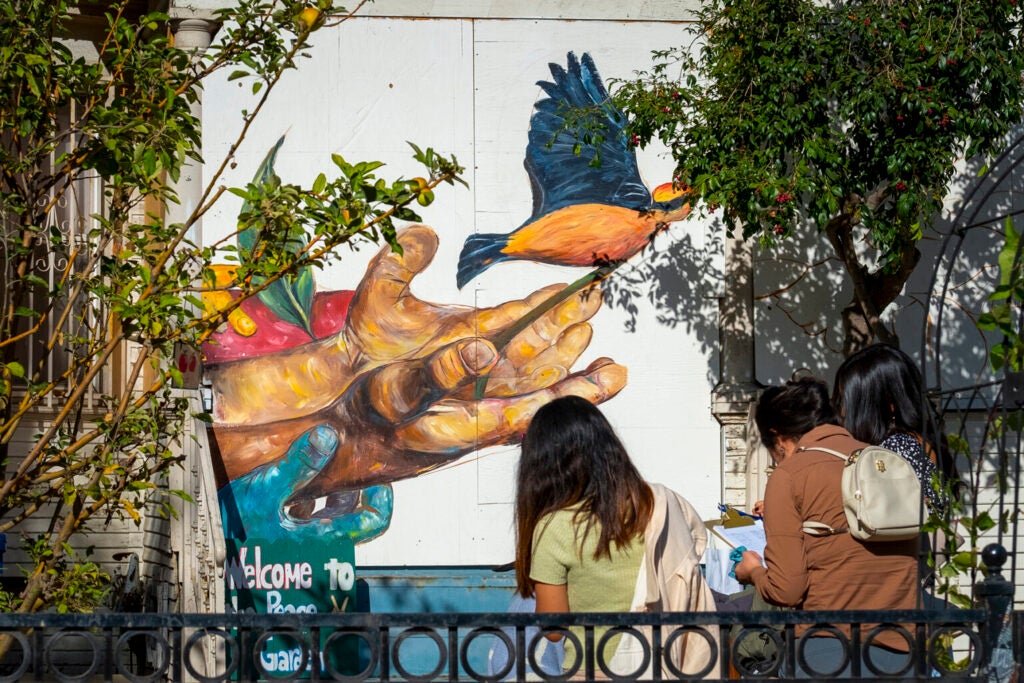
[203,53,694,547]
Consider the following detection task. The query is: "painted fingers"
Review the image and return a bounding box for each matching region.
[344,225,442,358]
[364,338,499,423]
[394,357,627,453]
[472,286,604,398]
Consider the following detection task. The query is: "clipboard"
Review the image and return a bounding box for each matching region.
[704,519,767,555]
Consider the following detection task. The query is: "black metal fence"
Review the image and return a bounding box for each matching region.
[0,544,1015,682]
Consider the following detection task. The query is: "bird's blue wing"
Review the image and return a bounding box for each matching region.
[524,52,651,222]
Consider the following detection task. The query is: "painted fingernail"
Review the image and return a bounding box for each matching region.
[307,426,337,455]
[460,339,497,371]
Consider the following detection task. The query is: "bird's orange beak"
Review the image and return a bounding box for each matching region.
[652,181,694,203]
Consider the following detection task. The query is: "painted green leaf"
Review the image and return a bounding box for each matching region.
[238,134,286,254]
[237,135,317,338]
[258,270,315,335]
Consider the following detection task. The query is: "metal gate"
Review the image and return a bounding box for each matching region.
[920,125,1024,602]
[916,126,1024,682]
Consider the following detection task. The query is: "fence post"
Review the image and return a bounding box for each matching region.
[976,543,1014,683]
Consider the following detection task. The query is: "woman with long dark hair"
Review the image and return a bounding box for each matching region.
[734,377,919,678]
[515,396,653,606]
[514,395,714,676]
[832,343,955,511]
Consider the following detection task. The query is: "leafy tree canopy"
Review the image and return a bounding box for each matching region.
[613,0,1024,353]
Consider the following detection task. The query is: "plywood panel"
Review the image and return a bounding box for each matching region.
[200,14,722,568]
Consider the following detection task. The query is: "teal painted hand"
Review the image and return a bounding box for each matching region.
[218,425,394,543]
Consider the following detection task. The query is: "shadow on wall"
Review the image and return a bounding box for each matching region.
[600,220,723,358]
[603,124,1024,389]
[913,124,1024,394]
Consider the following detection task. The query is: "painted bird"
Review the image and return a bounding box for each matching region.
[457,52,692,289]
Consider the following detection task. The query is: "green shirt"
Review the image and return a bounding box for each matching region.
[529,506,645,667]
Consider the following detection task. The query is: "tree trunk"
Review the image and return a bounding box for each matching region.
[841,299,898,356]
[825,208,920,356]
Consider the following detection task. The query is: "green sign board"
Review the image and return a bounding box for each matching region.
[224,537,357,677]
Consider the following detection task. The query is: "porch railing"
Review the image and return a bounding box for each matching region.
[0,544,1014,682]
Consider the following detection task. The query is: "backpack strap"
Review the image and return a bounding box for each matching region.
[801,520,849,536]
[796,447,852,536]
[797,445,857,464]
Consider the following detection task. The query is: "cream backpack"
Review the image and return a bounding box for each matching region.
[799,445,922,542]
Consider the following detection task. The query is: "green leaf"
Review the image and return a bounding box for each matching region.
[976,511,996,532]
[946,433,970,456]
[170,489,196,504]
[949,592,972,609]
[14,306,40,319]
[6,362,25,379]
[951,551,975,570]
[938,563,960,578]
[997,216,1020,287]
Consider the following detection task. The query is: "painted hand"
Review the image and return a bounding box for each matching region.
[218,426,394,543]
[210,226,626,478]
[209,226,626,541]
[209,225,624,431]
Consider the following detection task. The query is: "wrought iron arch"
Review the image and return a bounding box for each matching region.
[919,124,1024,601]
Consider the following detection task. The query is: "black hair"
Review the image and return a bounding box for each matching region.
[755,376,839,450]
[833,342,958,485]
[833,343,925,444]
[513,396,652,598]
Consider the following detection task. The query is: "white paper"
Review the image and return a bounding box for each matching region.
[709,520,767,555]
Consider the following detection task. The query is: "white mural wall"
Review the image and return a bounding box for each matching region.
[201,11,724,566]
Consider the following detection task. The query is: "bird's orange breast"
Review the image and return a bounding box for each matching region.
[504,204,660,266]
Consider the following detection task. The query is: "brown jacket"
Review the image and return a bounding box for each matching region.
[749,424,919,650]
